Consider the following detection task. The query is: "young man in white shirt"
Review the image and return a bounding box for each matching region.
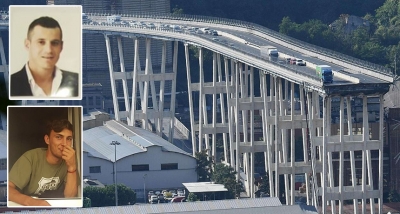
[10,16,78,98]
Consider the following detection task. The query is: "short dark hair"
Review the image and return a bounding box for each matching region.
[46,119,73,136]
[27,16,63,40]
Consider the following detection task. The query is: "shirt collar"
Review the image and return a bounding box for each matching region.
[25,63,63,97]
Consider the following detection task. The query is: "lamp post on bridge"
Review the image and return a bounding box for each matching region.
[110,140,121,206]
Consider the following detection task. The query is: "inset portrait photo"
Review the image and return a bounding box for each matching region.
[7,106,83,207]
[9,5,82,100]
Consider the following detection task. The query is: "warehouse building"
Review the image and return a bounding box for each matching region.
[83,120,197,199]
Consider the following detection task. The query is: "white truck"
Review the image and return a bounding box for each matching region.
[260,45,279,57]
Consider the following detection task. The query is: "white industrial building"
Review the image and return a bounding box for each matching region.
[83,120,197,196]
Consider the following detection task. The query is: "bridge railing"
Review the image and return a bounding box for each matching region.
[85,21,319,83]
[83,10,392,79]
[0,8,395,77]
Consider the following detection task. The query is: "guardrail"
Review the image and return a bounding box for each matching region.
[84,23,321,85]
[81,11,392,79]
[0,10,391,84]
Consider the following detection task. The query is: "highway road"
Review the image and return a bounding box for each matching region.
[0,12,393,95]
[85,15,391,87]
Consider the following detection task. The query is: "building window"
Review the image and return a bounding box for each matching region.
[132,164,149,171]
[0,159,6,170]
[161,163,178,170]
[89,166,101,173]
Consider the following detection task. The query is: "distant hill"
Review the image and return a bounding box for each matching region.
[170,0,386,30]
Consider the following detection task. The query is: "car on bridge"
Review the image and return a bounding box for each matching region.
[296,59,306,66]
[146,23,155,28]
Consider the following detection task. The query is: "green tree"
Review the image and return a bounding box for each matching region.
[258,175,270,196]
[83,197,91,208]
[211,163,243,199]
[279,16,295,35]
[83,184,136,207]
[172,5,184,15]
[195,150,213,181]
[187,192,198,202]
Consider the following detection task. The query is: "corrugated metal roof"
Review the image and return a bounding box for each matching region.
[183,182,228,193]
[83,120,191,161]
[13,198,286,214]
[0,130,6,159]
[83,126,145,161]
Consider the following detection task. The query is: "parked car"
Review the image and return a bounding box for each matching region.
[296,59,306,66]
[290,58,297,65]
[146,23,155,28]
[158,194,165,202]
[177,189,184,196]
[149,195,158,204]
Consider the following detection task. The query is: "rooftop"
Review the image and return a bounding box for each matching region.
[183,182,228,193]
[83,120,191,161]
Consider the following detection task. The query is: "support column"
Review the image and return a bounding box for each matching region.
[169,41,178,143]
[361,96,368,214]
[185,43,196,156]
[249,66,255,198]
[378,95,384,214]
[144,38,159,133]
[274,76,280,199]
[219,55,228,163]
[235,61,240,181]
[225,58,235,166]
[198,47,204,152]
[347,96,358,214]
[326,97,336,214]
[117,36,130,120]
[212,52,217,164]
[322,95,328,214]
[158,41,167,139]
[129,38,141,126]
[104,34,120,121]
[339,96,344,214]
[261,72,274,197]
[290,81,295,205]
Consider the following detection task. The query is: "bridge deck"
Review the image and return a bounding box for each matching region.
[0,13,393,96]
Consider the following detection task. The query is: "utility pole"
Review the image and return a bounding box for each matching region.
[110,141,121,206]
